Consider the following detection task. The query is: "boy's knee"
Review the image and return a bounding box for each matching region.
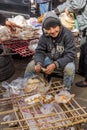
[25,60,35,72]
[64,67,73,76]
[64,63,75,76]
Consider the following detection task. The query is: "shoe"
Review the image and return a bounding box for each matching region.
[75,80,87,87]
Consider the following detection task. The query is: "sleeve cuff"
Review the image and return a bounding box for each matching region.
[54,61,59,69]
[35,62,42,65]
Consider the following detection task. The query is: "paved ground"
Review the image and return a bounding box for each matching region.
[0,55,87,129]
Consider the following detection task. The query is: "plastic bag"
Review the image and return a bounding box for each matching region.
[3,113,18,127]
[40,103,54,114]
[29,39,39,51]
[55,90,75,104]
[2,77,27,96]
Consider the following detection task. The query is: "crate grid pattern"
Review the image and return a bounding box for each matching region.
[0,81,87,130]
[0,38,37,57]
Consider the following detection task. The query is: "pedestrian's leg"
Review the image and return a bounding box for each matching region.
[84,36,87,80]
[79,47,85,75]
[39,2,49,15]
[63,62,75,91]
[79,36,86,75]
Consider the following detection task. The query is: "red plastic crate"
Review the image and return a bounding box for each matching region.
[2,39,35,57]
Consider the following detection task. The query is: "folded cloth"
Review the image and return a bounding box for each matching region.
[75,80,87,87]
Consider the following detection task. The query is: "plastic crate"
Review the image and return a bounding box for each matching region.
[3,39,36,57]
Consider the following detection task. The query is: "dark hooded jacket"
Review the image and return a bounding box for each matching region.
[34,12,76,69]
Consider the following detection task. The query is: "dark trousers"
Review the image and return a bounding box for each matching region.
[79,35,87,80]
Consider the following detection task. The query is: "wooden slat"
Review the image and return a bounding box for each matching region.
[0,80,87,130]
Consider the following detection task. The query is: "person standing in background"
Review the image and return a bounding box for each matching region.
[35,0,52,16]
[76,32,87,87]
[53,0,87,30]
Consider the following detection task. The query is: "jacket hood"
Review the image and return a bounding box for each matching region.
[42,11,62,30]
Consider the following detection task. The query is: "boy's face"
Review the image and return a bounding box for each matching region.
[45,26,60,38]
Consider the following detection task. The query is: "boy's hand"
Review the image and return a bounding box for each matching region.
[45,63,56,74]
[35,64,41,73]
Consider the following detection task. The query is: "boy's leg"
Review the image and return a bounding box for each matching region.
[63,62,75,91]
[24,60,36,78]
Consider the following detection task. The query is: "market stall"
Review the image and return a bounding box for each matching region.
[0,13,80,57]
[0,15,42,57]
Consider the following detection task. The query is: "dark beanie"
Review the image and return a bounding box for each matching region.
[43,17,61,30]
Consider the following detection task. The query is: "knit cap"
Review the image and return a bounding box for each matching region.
[43,17,61,30]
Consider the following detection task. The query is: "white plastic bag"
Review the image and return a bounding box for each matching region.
[55,90,75,104]
[2,77,27,96]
